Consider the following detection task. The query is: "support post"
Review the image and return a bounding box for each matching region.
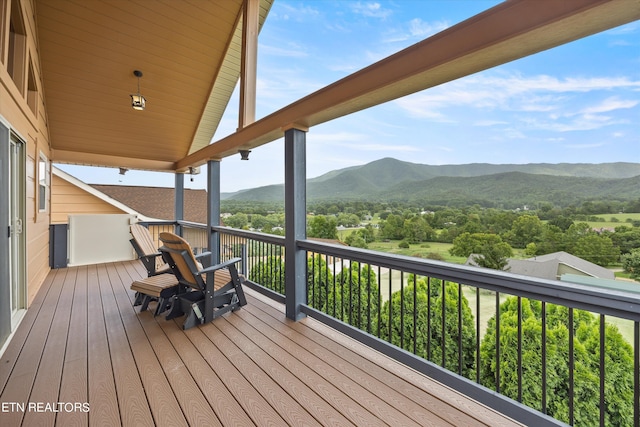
[239,0,259,129]
[284,126,307,321]
[174,172,184,236]
[207,160,221,266]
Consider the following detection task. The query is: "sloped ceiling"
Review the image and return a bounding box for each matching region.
[36,0,272,171]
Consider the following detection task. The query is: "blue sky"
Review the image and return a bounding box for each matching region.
[58,1,640,192]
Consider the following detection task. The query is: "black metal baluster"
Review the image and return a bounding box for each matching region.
[600,314,605,427]
[517,296,522,402]
[458,283,463,375]
[496,291,500,393]
[542,301,547,415]
[476,286,480,384]
[568,307,573,423]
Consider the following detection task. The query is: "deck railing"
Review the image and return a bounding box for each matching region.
[142,221,640,426]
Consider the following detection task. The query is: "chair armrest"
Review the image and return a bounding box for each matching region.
[195,251,212,260]
[195,251,213,268]
[197,257,242,275]
[141,251,163,260]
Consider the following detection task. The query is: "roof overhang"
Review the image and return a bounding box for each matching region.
[37,0,272,172]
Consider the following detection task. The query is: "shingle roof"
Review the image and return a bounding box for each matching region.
[91,185,208,224]
[466,251,615,280]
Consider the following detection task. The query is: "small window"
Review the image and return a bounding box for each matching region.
[27,57,38,115]
[0,0,7,64]
[38,153,49,212]
[8,0,26,93]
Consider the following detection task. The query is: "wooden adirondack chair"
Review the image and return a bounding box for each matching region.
[129,223,177,315]
[159,232,247,329]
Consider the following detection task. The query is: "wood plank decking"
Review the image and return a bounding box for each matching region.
[0,261,522,426]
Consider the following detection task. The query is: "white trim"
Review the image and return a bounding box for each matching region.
[52,166,158,222]
[0,309,26,359]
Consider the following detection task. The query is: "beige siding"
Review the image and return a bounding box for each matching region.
[51,174,127,224]
[1,0,53,304]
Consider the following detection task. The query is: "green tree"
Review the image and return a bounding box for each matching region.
[224,212,249,229]
[548,216,574,232]
[380,277,476,378]
[506,215,544,248]
[380,214,404,240]
[308,215,338,239]
[621,248,640,279]
[327,261,380,333]
[480,298,634,426]
[472,240,512,270]
[345,232,368,249]
[450,232,513,267]
[572,234,620,267]
[248,256,284,294]
[307,254,332,310]
[402,215,434,243]
[611,227,640,255]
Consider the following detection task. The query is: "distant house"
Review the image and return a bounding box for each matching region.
[466,251,615,281]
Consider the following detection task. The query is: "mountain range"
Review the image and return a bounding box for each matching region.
[222,158,640,207]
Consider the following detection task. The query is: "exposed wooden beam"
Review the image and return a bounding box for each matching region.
[53,149,176,172]
[176,0,640,170]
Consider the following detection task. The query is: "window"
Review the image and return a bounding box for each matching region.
[27,57,38,115]
[38,153,49,212]
[0,0,7,64]
[8,0,26,92]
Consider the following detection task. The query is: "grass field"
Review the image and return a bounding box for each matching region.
[587,212,640,229]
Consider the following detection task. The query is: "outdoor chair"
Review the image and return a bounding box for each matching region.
[129,223,209,316]
[159,231,247,329]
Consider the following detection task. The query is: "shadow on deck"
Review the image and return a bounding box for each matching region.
[0,260,521,426]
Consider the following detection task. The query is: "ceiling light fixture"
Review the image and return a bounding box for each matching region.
[130,70,146,110]
[239,150,251,160]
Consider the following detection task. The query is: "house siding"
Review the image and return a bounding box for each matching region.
[51,174,127,224]
[1,0,52,306]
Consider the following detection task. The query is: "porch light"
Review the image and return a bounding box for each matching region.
[239,150,251,160]
[130,70,146,111]
[119,167,128,175]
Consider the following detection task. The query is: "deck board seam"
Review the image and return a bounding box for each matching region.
[108,262,191,427]
[246,290,509,426]
[216,314,362,427]
[199,319,313,426]
[233,300,431,426]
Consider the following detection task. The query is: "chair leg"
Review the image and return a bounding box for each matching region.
[133,292,144,306]
[140,295,154,312]
[154,297,173,316]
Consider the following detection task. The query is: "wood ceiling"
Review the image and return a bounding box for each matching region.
[37,0,640,173]
[36,0,272,171]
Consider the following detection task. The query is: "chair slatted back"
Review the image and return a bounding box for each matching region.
[159,232,200,288]
[131,223,166,272]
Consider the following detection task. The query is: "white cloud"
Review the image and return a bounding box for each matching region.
[474,120,508,127]
[580,96,638,114]
[394,72,640,130]
[408,18,449,38]
[270,3,320,22]
[259,43,309,58]
[351,2,392,19]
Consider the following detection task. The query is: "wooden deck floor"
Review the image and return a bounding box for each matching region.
[0,261,522,426]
